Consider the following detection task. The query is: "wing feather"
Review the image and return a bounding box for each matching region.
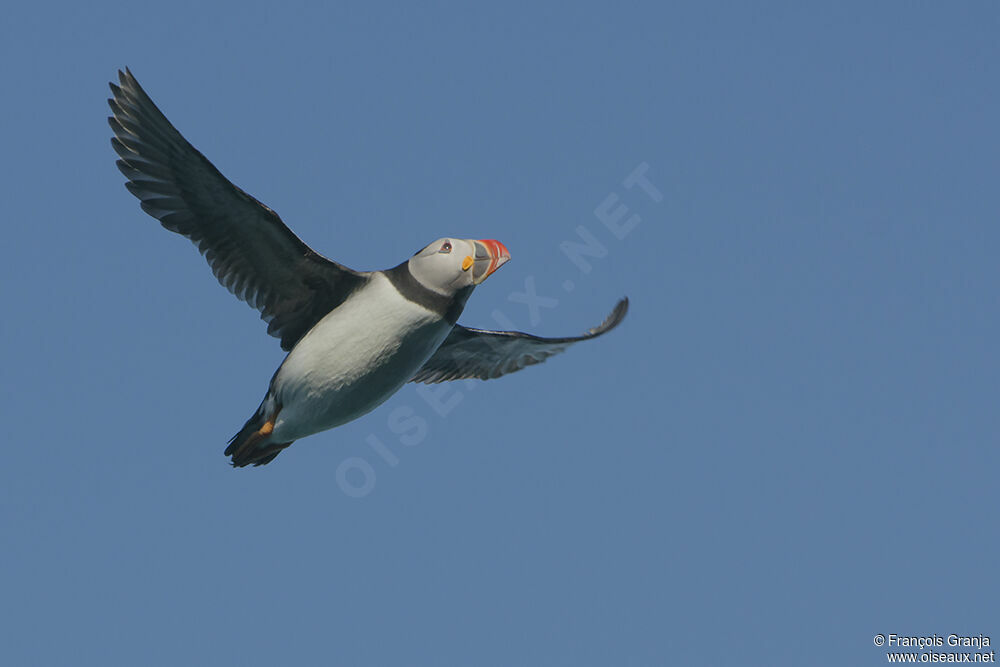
[411,298,629,383]
[109,68,367,351]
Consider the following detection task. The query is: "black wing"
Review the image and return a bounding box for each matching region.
[108,68,367,351]
[411,298,629,383]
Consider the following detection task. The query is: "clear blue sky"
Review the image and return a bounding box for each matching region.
[2,3,997,665]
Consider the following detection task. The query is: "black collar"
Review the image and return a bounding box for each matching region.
[383,262,473,325]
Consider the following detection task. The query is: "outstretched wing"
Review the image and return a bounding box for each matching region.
[108,68,367,351]
[411,298,629,383]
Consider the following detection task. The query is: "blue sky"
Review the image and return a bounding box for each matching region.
[2,2,998,665]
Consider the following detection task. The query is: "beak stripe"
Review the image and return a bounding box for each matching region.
[471,239,511,284]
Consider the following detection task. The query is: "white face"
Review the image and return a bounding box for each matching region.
[407,237,479,296]
[407,237,511,296]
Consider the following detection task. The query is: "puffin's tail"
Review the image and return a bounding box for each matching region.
[225,405,293,467]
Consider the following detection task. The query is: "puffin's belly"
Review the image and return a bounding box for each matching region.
[269,275,452,441]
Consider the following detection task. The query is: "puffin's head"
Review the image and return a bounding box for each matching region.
[407,237,510,295]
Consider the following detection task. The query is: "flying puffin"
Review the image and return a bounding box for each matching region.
[108,69,629,467]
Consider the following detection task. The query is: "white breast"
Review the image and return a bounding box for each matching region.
[269,273,453,442]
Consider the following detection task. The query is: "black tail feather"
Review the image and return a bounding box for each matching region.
[249,442,292,467]
[225,410,263,457]
[225,407,292,467]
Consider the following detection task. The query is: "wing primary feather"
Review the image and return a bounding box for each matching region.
[411,297,629,383]
[109,68,369,351]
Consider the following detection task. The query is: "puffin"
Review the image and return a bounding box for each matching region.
[108,69,629,466]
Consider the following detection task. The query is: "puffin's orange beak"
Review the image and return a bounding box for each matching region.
[471,239,511,284]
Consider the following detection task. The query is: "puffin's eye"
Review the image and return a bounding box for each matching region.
[440,242,452,253]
